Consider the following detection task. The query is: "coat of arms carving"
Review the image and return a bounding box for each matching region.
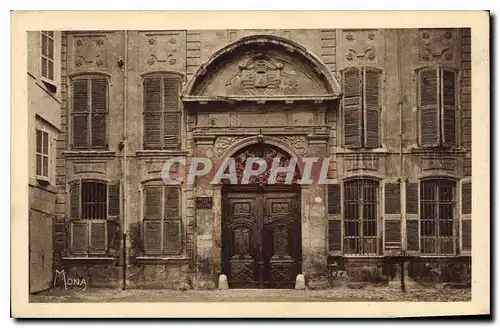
[225,54,298,95]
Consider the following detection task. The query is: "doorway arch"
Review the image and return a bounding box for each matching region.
[219,142,302,288]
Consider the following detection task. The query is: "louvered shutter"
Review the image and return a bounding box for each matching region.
[384,182,401,215]
[107,180,120,220]
[90,79,107,148]
[164,220,182,255]
[144,186,162,220]
[89,221,107,254]
[327,183,343,254]
[441,68,457,148]
[364,67,381,149]
[164,186,182,254]
[72,79,89,148]
[405,182,420,254]
[69,180,81,219]
[143,186,162,255]
[419,67,440,147]
[327,184,342,214]
[71,221,88,255]
[328,220,342,252]
[143,78,162,149]
[384,182,402,251]
[342,67,363,148]
[163,78,181,149]
[461,180,472,254]
[144,221,162,255]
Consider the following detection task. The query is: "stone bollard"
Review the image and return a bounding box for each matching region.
[295,274,306,290]
[218,274,229,290]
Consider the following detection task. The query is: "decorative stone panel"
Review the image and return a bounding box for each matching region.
[73,35,107,69]
[418,28,457,63]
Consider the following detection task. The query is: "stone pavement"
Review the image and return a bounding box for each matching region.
[30,287,471,303]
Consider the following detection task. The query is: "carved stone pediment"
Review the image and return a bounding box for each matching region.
[225,54,298,96]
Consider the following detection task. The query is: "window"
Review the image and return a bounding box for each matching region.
[71,76,108,149]
[69,180,120,256]
[40,31,55,82]
[36,129,49,179]
[143,74,181,150]
[343,179,379,255]
[143,184,182,256]
[418,65,458,148]
[420,179,456,255]
[341,66,382,149]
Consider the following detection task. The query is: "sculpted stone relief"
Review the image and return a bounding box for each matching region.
[146,33,179,66]
[342,29,379,63]
[73,36,107,68]
[418,29,456,63]
[225,54,298,95]
[212,135,308,160]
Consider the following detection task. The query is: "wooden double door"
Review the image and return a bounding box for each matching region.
[222,187,301,289]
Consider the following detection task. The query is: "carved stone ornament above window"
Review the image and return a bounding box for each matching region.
[419,29,455,62]
[225,54,298,96]
[74,36,107,68]
[146,34,178,66]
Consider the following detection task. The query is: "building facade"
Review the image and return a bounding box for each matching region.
[28,31,63,293]
[53,29,471,289]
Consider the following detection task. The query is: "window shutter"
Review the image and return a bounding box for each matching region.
[71,221,88,255]
[163,78,181,149]
[405,182,420,253]
[461,180,472,253]
[164,112,181,149]
[441,68,457,148]
[384,182,401,214]
[143,221,162,255]
[90,79,108,148]
[164,186,180,219]
[328,220,342,252]
[144,186,162,220]
[384,182,401,252]
[73,80,89,113]
[342,67,363,148]
[143,78,162,148]
[164,220,182,255]
[419,67,440,147]
[69,180,81,219]
[327,184,342,214]
[72,80,89,148]
[107,180,120,219]
[363,67,381,149]
[164,186,182,254]
[89,221,107,254]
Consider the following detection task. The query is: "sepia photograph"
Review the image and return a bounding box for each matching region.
[11,11,490,318]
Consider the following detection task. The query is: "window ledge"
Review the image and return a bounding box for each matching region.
[410,147,468,155]
[136,150,188,157]
[61,256,117,264]
[337,148,390,155]
[63,150,116,159]
[135,256,191,265]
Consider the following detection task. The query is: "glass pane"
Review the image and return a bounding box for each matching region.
[439,220,453,236]
[48,60,54,80]
[48,38,54,59]
[41,35,47,56]
[42,156,49,177]
[41,58,47,78]
[36,130,42,153]
[42,132,49,155]
[36,154,42,176]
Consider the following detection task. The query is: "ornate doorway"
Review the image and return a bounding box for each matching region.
[220,144,302,289]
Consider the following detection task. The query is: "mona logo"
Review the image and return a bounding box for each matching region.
[54,269,87,291]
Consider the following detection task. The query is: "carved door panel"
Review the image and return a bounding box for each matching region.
[263,193,301,289]
[222,189,301,289]
[222,192,261,288]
